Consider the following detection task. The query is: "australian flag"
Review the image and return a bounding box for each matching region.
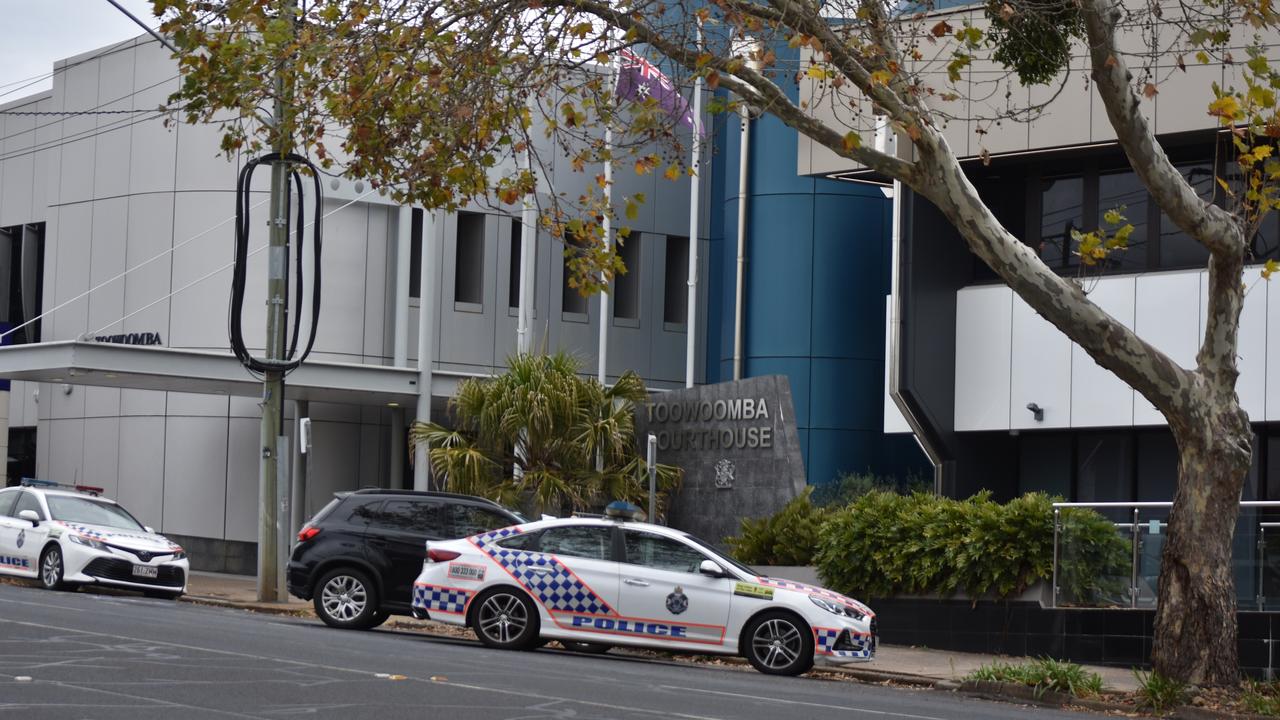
[615,49,702,136]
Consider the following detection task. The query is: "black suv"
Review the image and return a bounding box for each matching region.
[287,489,522,629]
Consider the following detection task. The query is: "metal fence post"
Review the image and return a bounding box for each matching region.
[1130,508,1140,609]
[1260,525,1267,612]
[1052,507,1060,609]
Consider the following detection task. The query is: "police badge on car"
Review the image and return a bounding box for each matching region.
[666,586,688,615]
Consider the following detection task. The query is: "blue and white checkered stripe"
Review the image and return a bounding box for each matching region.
[63,523,108,540]
[759,577,873,617]
[814,627,874,659]
[472,529,615,616]
[412,584,472,614]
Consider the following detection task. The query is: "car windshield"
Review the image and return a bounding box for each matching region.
[682,534,760,577]
[46,496,146,532]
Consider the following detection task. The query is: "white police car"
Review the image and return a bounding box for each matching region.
[0,480,189,598]
[411,502,875,676]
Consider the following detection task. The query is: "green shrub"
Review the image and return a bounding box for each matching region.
[814,491,1128,601]
[967,658,1104,698]
[1133,669,1189,713]
[726,489,828,566]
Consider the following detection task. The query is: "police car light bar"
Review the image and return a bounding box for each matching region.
[21,478,105,496]
[604,500,646,522]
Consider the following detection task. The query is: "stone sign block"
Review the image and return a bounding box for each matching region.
[635,375,806,547]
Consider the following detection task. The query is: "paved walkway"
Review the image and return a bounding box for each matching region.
[186,571,1140,692]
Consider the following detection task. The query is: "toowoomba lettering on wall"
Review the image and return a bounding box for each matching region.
[646,397,774,451]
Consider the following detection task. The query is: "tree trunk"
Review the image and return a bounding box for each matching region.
[1152,409,1252,686]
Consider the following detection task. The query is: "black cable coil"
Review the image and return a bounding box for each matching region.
[229,153,323,375]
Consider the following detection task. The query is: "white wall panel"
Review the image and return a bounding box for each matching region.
[117,417,164,529]
[1133,272,1200,425]
[87,197,127,338]
[954,285,1012,431]
[1010,295,1072,429]
[305,420,361,518]
[122,194,173,339]
[224,417,260,542]
[162,416,227,538]
[1,110,35,226]
[52,203,92,341]
[311,202,368,358]
[47,418,84,485]
[81,417,120,499]
[120,389,166,416]
[169,192,234,349]
[1071,276,1136,427]
[167,391,229,417]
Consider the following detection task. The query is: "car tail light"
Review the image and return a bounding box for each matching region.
[427,548,460,563]
[297,526,321,543]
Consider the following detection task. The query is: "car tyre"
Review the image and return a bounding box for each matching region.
[369,609,391,629]
[743,611,815,676]
[39,545,66,591]
[313,567,381,630]
[471,587,540,650]
[560,641,612,654]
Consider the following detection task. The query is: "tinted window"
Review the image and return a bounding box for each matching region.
[449,504,514,538]
[1096,171,1148,272]
[14,492,44,520]
[624,531,707,573]
[0,490,16,517]
[495,531,540,550]
[538,526,612,560]
[370,500,446,534]
[345,499,384,525]
[1039,175,1083,268]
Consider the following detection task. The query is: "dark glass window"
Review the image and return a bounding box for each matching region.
[1096,171,1148,272]
[538,525,612,560]
[454,213,485,305]
[0,223,44,345]
[1077,433,1134,515]
[508,219,527,310]
[1039,176,1084,269]
[1159,162,1215,269]
[371,499,445,534]
[13,491,44,520]
[613,235,640,320]
[495,531,540,550]
[664,236,689,324]
[1136,430,1178,502]
[448,504,513,538]
[1018,434,1072,499]
[410,209,423,299]
[623,531,707,573]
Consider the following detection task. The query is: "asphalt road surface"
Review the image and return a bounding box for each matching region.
[0,582,1107,719]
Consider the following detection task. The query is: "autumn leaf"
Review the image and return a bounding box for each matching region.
[1143,83,1159,99]
[1264,258,1280,280]
[842,131,861,152]
[930,20,953,38]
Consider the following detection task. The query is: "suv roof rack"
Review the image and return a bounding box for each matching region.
[21,478,105,497]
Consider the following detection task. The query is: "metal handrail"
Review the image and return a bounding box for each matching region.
[1053,501,1280,508]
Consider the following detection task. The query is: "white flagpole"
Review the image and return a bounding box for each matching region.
[684,22,704,389]
[598,52,616,386]
[518,148,536,355]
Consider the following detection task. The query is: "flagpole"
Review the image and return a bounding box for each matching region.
[598,42,616,386]
[684,22,703,389]
[518,147,536,355]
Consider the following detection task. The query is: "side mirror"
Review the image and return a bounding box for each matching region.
[17,510,39,526]
[699,559,727,578]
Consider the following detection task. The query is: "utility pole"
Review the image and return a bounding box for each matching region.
[258,0,297,602]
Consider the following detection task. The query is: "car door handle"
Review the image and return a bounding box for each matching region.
[623,578,650,587]
[527,567,551,576]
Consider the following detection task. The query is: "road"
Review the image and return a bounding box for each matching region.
[0,581,1105,719]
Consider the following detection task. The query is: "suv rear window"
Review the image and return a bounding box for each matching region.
[449,504,514,537]
[370,499,446,534]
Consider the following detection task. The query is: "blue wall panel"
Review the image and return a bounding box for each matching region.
[811,192,889,359]
[744,194,814,360]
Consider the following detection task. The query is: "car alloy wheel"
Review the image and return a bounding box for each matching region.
[472,588,539,650]
[313,568,381,630]
[744,611,814,676]
[40,546,65,591]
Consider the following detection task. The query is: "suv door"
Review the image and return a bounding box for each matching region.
[616,529,733,647]
[364,498,448,610]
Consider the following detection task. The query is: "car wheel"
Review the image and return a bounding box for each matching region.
[369,609,391,629]
[313,568,381,630]
[39,545,66,591]
[471,588,540,650]
[743,611,815,676]
[560,641,612,654]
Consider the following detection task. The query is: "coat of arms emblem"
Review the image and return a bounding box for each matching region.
[714,458,735,489]
[666,586,688,615]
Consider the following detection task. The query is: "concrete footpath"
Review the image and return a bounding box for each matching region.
[186,571,1141,693]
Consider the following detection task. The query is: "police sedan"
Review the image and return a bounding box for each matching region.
[411,503,875,676]
[0,480,188,598]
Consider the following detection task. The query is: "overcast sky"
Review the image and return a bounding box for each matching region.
[0,0,158,97]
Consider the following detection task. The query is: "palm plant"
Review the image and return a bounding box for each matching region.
[409,352,681,517]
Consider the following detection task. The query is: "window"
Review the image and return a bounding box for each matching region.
[1160,162,1214,268]
[495,531,541,551]
[448,504,513,538]
[623,531,707,573]
[538,525,612,560]
[410,209,423,299]
[562,234,589,315]
[1096,171,1149,272]
[345,499,384,525]
[1077,433,1134,519]
[0,223,44,344]
[454,213,485,306]
[664,236,689,325]
[508,218,531,310]
[370,499,445,534]
[1039,175,1084,269]
[613,235,641,321]
[0,489,16,517]
[13,492,43,521]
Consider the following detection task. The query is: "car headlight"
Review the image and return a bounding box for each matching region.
[171,548,186,560]
[68,534,108,551]
[809,595,866,621]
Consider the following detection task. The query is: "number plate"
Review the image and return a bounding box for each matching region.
[132,565,158,579]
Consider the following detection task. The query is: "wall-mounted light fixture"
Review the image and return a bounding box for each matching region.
[1026,402,1044,422]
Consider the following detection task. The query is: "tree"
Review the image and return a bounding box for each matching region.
[409,352,681,516]
[153,0,1280,683]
